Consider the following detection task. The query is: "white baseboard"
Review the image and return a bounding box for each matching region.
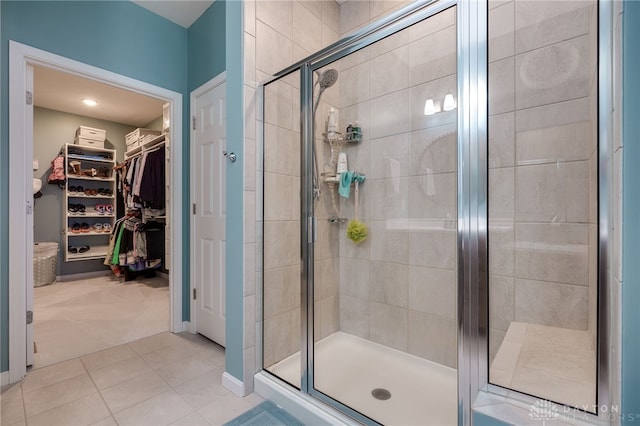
[1,370,9,387]
[56,270,111,282]
[223,372,248,397]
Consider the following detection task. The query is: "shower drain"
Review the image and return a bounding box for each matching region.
[371,388,391,400]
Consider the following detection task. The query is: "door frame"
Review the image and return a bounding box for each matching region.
[8,41,184,383]
[189,72,227,335]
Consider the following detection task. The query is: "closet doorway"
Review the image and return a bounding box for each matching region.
[8,41,184,382]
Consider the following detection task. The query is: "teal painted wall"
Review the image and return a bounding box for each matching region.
[224,0,244,381]
[0,0,188,372]
[184,0,227,321]
[622,0,640,421]
[188,0,226,92]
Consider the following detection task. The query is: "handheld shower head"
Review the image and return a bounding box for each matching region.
[317,68,339,90]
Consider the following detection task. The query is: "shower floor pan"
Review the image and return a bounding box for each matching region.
[269,331,457,425]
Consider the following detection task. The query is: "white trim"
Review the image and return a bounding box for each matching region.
[189,72,226,337]
[254,372,357,425]
[8,41,184,384]
[222,371,248,397]
[1,371,10,387]
[56,270,111,282]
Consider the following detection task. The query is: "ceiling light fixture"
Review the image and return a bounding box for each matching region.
[82,99,98,107]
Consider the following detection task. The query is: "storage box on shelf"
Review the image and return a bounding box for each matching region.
[125,128,161,152]
[63,143,116,262]
[74,125,106,148]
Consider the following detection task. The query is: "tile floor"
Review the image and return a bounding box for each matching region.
[1,332,264,426]
[33,275,170,368]
[490,321,596,409]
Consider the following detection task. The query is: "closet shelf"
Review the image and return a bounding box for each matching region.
[67,194,115,199]
[66,245,109,261]
[67,175,115,182]
[63,143,116,263]
[67,154,114,164]
[68,213,115,218]
[68,231,111,237]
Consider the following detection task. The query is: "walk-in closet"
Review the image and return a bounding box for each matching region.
[32,65,172,368]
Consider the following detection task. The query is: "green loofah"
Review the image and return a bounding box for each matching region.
[346,219,368,244]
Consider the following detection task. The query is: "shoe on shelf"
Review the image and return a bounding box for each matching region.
[78,245,90,253]
[71,223,81,233]
[80,223,90,233]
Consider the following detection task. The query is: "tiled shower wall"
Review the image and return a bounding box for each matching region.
[247,1,342,372]
[333,4,459,368]
[487,0,599,361]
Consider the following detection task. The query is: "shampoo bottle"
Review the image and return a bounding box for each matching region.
[327,108,338,139]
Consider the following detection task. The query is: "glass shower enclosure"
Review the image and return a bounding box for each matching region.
[259,0,606,424]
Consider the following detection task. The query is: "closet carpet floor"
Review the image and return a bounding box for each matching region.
[1,332,264,426]
[33,274,170,369]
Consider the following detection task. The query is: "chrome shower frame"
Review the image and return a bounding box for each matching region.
[257,0,613,424]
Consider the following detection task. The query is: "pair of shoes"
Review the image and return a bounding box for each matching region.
[84,188,98,196]
[93,223,103,232]
[96,167,110,178]
[68,203,86,213]
[94,204,114,215]
[97,188,113,196]
[91,222,111,233]
[68,245,90,254]
[68,185,85,193]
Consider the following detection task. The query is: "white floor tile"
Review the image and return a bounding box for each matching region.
[81,344,138,372]
[23,373,97,417]
[89,416,119,426]
[25,393,109,426]
[168,411,211,426]
[1,384,25,425]
[156,352,221,387]
[101,370,169,413]
[88,355,152,390]
[173,368,230,409]
[114,389,193,426]
[22,358,86,393]
[198,393,261,426]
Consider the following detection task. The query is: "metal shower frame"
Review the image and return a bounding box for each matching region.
[258,0,613,424]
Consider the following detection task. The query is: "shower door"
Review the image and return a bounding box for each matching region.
[308,7,459,425]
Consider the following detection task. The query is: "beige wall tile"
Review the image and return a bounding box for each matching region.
[515,161,589,223]
[366,177,409,220]
[408,266,456,319]
[339,61,370,108]
[489,276,515,331]
[515,279,588,329]
[515,222,589,286]
[370,47,409,99]
[489,221,515,277]
[370,302,408,351]
[256,0,293,40]
[339,295,370,339]
[410,125,457,175]
[256,21,293,76]
[264,266,300,318]
[409,25,456,87]
[263,124,299,176]
[339,0,370,35]
[489,167,514,221]
[339,257,370,299]
[263,309,300,367]
[515,36,590,110]
[408,5,455,42]
[370,89,412,139]
[408,310,456,368]
[488,57,515,115]
[263,79,294,129]
[263,220,299,270]
[293,2,324,54]
[488,1,514,62]
[409,75,457,132]
[369,220,409,264]
[322,0,340,33]
[408,172,457,220]
[514,1,591,54]
[488,112,515,169]
[409,228,456,269]
[370,261,409,308]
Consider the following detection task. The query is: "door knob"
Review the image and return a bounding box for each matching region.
[223,151,237,163]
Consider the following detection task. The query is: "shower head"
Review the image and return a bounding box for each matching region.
[317,68,339,90]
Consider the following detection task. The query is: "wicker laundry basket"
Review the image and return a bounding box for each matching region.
[34,242,59,287]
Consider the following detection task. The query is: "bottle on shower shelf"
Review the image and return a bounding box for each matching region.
[327,108,338,140]
[352,121,362,142]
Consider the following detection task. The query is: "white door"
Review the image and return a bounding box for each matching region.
[26,64,35,366]
[192,79,226,345]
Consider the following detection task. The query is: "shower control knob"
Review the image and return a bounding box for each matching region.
[223,151,237,163]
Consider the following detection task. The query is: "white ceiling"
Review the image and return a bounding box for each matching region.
[132,0,215,28]
[34,66,165,128]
